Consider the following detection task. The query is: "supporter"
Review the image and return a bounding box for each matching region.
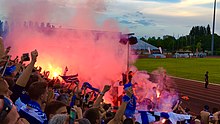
[81,85,110,124]
[194,115,201,124]
[107,84,133,124]
[11,50,38,103]
[99,104,112,119]
[0,95,29,124]
[47,80,56,103]
[19,81,48,124]
[211,107,220,124]
[44,100,68,120]
[93,85,111,108]
[83,108,100,124]
[0,78,13,97]
[200,105,210,124]
[48,114,68,124]
[123,118,133,124]
[123,82,136,119]
[57,93,68,102]
[3,76,15,91]
[8,50,41,113]
[77,118,91,124]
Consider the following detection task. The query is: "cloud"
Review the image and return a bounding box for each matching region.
[122,15,129,18]
[159,28,165,31]
[115,0,219,17]
[135,19,154,26]
[119,20,134,24]
[136,11,144,16]
[117,10,155,27]
[66,0,220,37]
[129,25,138,29]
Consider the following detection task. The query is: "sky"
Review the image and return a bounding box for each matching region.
[0,0,219,38]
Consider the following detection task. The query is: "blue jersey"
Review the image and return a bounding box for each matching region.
[124,95,136,118]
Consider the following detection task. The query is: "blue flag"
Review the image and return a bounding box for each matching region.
[81,82,100,93]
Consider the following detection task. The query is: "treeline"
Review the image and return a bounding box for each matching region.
[141,25,220,55]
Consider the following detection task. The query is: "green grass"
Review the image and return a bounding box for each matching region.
[134,58,220,84]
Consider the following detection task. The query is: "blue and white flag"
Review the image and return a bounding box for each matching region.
[19,100,48,124]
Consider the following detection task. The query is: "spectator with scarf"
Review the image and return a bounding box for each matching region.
[10,50,40,112]
[19,81,48,124]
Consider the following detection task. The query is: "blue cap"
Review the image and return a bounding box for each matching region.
[4,65,16,76]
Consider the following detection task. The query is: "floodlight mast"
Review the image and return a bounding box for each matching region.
[211,0,217,55]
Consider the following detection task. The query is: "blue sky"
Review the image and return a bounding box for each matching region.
[0,0,219,38]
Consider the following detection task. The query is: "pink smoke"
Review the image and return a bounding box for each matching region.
[2,0,178,112]
[2,0,130,87]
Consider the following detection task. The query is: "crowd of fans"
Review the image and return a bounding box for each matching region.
[0,21,220,124]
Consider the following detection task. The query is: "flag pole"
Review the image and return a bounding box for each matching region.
[1,55,11,77]
[127,41,130,73]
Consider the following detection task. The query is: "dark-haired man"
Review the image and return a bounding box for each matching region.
[19,81,48,124]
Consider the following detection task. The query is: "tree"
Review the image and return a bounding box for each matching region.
[162,35,176,52]
[196,42,202,51]
[140,24,219,54]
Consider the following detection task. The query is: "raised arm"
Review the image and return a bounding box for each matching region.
[172,100,181,111]
[16,50,38,87]
[108,90,132,124]
[0,37,5,58]
[178,105,187,114]
[93,85,111,108]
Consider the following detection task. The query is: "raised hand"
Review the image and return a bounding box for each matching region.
[31,49,38,62]
[5,46,11,54]
[102,85,111,93]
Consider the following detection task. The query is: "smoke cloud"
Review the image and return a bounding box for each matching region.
[1,0,178,112]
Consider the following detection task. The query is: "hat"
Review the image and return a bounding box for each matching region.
[4,65,16,76]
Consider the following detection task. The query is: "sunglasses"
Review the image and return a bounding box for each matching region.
[0,95,13,121]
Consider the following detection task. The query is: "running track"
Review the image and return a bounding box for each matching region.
[171,76,220,115]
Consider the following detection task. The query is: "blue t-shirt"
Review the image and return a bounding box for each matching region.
[124,95,137,118]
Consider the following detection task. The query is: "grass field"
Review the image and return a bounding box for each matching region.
[134,58,220,84]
